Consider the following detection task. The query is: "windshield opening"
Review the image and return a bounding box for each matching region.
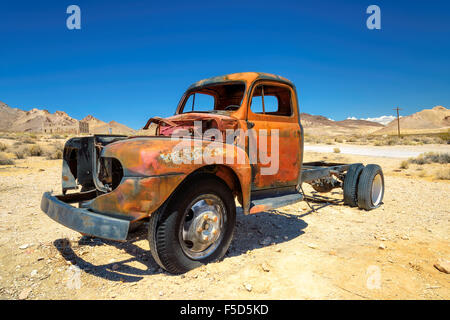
[179,82,245,114]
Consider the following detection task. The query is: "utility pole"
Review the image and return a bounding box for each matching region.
[393,107,402,137]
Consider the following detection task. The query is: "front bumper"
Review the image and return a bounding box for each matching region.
[41,192,131,241]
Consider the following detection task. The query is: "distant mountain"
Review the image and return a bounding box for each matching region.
[0,101,135,135]
[374,106,449,134]
[300,113,384,136]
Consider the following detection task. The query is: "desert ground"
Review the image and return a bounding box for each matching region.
[0,141,449,300]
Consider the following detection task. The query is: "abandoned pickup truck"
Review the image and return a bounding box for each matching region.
[41,72,385,274]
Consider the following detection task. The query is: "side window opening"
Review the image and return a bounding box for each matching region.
[250,84,292,116]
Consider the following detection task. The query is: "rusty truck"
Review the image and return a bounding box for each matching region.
[41,72,385,274]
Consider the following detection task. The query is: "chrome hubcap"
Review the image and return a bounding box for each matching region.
[179,194,226,259]
[371,174,383,206]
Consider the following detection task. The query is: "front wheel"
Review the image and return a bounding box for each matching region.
[148,174,236,274]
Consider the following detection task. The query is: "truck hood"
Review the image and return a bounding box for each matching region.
[102,136,246,178]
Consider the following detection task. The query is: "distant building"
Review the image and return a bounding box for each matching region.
[42,121,89,134]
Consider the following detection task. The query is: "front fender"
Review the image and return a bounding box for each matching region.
[94,137,251,218]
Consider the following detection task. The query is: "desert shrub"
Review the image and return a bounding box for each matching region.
[0,152,15,165]
[27,144,43,156]
[0,142,7,152]
[46,149,63,160]
[13,141,23,147]
[434,168,450,180]
[14,147,28,159]
[45,142,64,160]
[21,137,36,144]
[409,152,450,165]
[333,147,341,153]
[400,160,409,169]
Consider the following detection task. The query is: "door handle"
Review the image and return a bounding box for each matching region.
[247,121,255,129]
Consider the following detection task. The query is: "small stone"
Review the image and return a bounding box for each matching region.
[379,237,387,241]
[378,244,386,250]
[30,270,38,277]
[401,235,409,240]
[112,264,119,271]
[275,248,282,252]
[434,259,450,274]
[307,243,318,249]
[261,262,270,272]
[244,283,252,292]
[19,244,29,250]
[18,287,32,300]
[259,237,272,246]
[159,291,164,296]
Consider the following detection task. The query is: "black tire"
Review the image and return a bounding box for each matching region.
[343,163,364,207]
[357,164,384,211]
[128,220,144,233]
[148,174,236,274]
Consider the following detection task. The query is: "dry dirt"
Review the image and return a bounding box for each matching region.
[0,151,449,300]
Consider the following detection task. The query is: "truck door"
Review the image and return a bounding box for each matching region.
[246,82,301,190]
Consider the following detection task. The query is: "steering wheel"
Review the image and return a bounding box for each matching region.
[224,105,240,111]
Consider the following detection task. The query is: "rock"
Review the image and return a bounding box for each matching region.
[275,248,282,252]
[244,283,252,292]
[112,264,119,271]
[30,270,38,277]
[259,237,272,246]
[19,244,29,250]
[434,259,450,274]
[401,235,409,240]
[261,262,270,272]
[307,243,318,249]
[18,287,32,300]
[378,244,386,250]
[159,291,164,296]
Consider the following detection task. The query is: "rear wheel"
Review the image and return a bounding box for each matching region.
[357,164,384,210]
[343,163,364,207]
[148,174,236,274]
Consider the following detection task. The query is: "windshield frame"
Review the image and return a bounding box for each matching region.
[175,80,247,115]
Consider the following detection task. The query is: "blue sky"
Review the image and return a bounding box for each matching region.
[1,0,449,129]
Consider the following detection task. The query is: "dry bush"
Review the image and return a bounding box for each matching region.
[0,142,7,152]
[400,160,409,169]
[333,147,341,153]
[434,168,450,180]
[0,152,15,165]
[46,149,63,160]
[20,137,37,144]
[14,147,28,159]
[409,152,450,165]
[45,142,64,160]
[27,144,43,157]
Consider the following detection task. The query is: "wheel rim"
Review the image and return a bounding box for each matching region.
[371,174,383,206]
[178,194,226,260]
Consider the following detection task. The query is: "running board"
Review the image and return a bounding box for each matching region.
[237,193,304,215]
